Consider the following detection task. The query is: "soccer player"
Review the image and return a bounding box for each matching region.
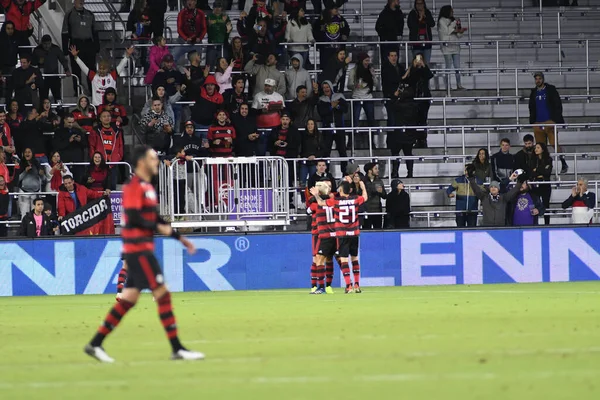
[308,180,333,293]
[310,180,338,295]
[311,178,368,294]
[115,257,127,302]
[84,145,204,362]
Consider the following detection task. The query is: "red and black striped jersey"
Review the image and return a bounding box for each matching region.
[313,193,337,239]
[121,175,159,254]
[308,197,318,235]
[326,195,365,237]
[208,123,236,157]
[72,110,96,134]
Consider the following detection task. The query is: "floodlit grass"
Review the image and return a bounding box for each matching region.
[1,283,599,399]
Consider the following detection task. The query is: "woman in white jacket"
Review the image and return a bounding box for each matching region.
[437,5,467,90]
[285,8,315,69]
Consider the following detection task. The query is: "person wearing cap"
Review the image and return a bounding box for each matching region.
[272,110,299,205]
[285,54,312,101]
[317,80,348,175]
[385,179,410,229]
[446,165,483,227]
[245,52,286,97]
[362,162,387,230]
[468,170,521,227]
[348,52,378,149]
[97,88,129,127]
[152,54,185,98]
[528,71,569,174]
[173,120,209,159]
[252,77,285,154]
[32,35,71,102]
[174,0,208,64]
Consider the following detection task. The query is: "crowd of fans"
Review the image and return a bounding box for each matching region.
[0,0,594,235]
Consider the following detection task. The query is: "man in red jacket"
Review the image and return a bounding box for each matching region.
[0,0,44,56]
[57,175,114,235]
[88,110,124,189]
[174,0,207,64]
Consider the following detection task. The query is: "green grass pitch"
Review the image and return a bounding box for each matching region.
[1,283,599,399]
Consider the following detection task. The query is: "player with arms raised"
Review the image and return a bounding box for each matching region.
[311,178,367,293]
[84,145,204,362]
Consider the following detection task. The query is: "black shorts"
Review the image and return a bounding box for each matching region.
[317,237,338,258]
[123,251,164,291]
[337,237,359,258]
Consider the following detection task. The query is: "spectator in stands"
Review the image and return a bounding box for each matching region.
[408,0,435,63]
[252,78,286,155]
[362,162,386,230]
[510,180,545,227]
[514,134,535,178]
[208,109,236,157]
[491,138,515,190]
[153,54,185,99]
[191,75,224,138]
[319,48,350,94]
[0,21,20,102]
[299,118,322,188]
[163,146,190,214]
[38,98,61,133]
[176,0,208,65]
[562,178,595,224]
[62,0,99,93]
[0,109,16,163]
[348,53,377,149]
[285,54,312,101]
[0,0,44,56]
[141,96,175,155]
[147,0,169,38]
[375,0,404,61]
[289,82,319,128]
[245,0,274,29]
[207,2,234,70]
[18,109,46,163]
[142,85,178,123]
[468,171,520,227]
[224,76,249,115]
[402,53,433,148]
[44,201,59,235]
[381,50,403,128]
[89,110,124,189]
[314,5,349,69]
[45,151,72,195]
[32,35,70,102]
[0,175,9,236]
[529,72,569,174]
[19,197,51,237]
[72,95,96,135]
[83,152,110,190]
[13,54,43,111]
[145,36,170,85]
[232,103,259,156]
[446,165,482,227]
[127,0,153,42]
[245,53,286,97]
[174,120,209,158]
[183,50,210,102]
[0,151,10,186]
[7,100,24,135]
[53,113,87,182]
[285,8,314,69]
[437,5,466,91]
[97,88,129,127]
[69,45,133,106]
[317,79,348,175]
[472,148,491,183]
[16,148,45,217]
[229,36,248,72]
[385,179,410,229]
[215,58,235,93]
[272,110,299,203]
[238,17,274,60]
[389,87,418,179]
[307,159,336,192]
[530,142,553,225]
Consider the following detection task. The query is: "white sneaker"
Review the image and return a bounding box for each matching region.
[84,344,115,363]
[171,349,205,361]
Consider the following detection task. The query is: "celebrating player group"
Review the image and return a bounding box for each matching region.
[308,175,368,294]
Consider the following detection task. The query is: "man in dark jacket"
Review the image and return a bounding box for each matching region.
[307,159,336,190]
[19,197,52,237]
[183,50,209,102]
[232,103,260,156]
[13,54,44,110]
[318,48,349,94]
[362,162,387,230]
[33,35,71,102]
[173,120,209,158]
[407,0,435,63]
[491,138,515,191]
[529,72,568,174]
[223,76,249,115]
[18,108,47,162]
[53,113,88,182]
[381,50,405,127]
[271,110,299,204]
[0,21,24,102]
[317,80,348,175]
[288,83,319,128]
[375,0,404,61]
[385,179,410,228]
[152,54,185,98]
[469,172,521,227]
[514,134,535,178]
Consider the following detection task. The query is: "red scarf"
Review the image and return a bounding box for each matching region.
[50,163,62,191]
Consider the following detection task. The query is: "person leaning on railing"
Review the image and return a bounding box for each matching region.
[562,177,596,224]
[18,197,52,238]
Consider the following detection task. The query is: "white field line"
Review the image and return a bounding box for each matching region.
[2,369,600,390]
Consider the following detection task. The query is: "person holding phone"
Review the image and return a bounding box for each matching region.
[437,5,467,91]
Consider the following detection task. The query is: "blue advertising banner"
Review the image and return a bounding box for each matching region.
[1,227,600,296]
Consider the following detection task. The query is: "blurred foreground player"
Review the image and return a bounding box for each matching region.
[84,145,204,362]
[311,179,367,293]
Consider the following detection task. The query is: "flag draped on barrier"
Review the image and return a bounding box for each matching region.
[59,196,112,235]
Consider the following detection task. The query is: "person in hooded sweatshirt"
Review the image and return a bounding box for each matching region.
[285,54,313,101]
[173,120,209,159]
[191,74,224,138]
[317,79,348,175]
[244,52,286,98]
[97,88,129,127]
[71,94,96,135]
[288,82,319,129]
[232,103,259,157]
[285,8,314,68]
[385,179,411,229]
